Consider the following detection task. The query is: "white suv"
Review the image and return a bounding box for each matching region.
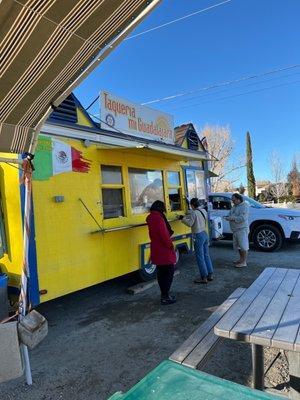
[209,192,300,251]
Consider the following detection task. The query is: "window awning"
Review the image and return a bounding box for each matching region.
[141,144,208,161]
[42,121,209,162]
[95,134,209,161]
[0,0,160,154]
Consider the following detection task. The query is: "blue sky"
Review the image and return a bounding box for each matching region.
[75,0,300,184]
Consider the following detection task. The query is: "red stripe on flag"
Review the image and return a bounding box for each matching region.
[71,148,91,173]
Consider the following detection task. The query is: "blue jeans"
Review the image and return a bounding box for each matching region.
[194,231,214,278]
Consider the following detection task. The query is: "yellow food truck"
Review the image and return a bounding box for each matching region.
[0,92,209,305]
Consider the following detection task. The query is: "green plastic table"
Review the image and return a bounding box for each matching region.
[108,360,281,400]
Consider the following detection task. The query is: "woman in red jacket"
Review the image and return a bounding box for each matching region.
[146,200,177,305]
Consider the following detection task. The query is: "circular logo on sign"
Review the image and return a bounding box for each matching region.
[105,113,115,127]
[56,151,69,164]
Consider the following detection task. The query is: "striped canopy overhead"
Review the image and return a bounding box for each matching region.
[0,0,160,154]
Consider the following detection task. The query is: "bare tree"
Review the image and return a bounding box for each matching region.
[269,151,288,202]
[200,125,245,192]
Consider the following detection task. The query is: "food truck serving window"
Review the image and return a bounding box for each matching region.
[101,165,125,219]
[129,168,164,214]
[185,169,205,200]
[167,171,182,211]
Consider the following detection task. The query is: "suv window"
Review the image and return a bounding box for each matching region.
[209,195,231,210]
[243,196,265,209]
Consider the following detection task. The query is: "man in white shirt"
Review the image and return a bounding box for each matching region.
[224,193,249,268]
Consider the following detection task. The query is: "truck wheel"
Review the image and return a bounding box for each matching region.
[139,262,157,281]
[252,224,283,252]
[139,249,180,281]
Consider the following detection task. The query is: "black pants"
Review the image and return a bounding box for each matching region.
[156,264,175,299]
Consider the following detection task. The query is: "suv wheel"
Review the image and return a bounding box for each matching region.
[139,249,180,281]
[252,224,283,252]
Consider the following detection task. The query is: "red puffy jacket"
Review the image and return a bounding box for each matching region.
[146,211,176,265]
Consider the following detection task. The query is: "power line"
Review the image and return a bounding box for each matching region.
[125,0,232,40]
[85,96,99,111]
[141,64,300,105]
[84,66,300,114]
[88,81,300,123]
[165,78,300,111]
[83,1,233,111]
[166,71,300,110]
[85,66,300,114]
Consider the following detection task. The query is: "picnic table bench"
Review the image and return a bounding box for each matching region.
[169,286,246,369]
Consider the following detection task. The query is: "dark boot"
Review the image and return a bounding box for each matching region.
[161,295,176,305]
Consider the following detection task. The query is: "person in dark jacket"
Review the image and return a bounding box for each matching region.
[146,200,177,305]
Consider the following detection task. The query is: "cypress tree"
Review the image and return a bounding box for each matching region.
[246,132,256,198]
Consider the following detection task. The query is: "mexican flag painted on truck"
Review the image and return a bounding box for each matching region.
[33,135,90,181]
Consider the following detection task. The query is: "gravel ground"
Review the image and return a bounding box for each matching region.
[1,240,300,400]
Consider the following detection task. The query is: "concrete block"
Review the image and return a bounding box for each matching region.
[18,310,48,349]
[0,322,23,383]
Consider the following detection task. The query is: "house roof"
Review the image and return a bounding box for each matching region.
[174,124,191,146]
[256,181,271,187]
[48,93,98,129]
[174,123,206,152]
[0,0,160,154]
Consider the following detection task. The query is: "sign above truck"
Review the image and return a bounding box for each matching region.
[100,91,175,144]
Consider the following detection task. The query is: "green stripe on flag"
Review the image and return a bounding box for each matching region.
[33,135,53,181]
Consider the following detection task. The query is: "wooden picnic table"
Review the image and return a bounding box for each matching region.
[214,267,300,399]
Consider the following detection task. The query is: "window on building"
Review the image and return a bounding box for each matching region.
[167,171,182,211]
[167,171,180,186]
[129,168,163,214]
[185,169,205,200]
[101,165,125,219]
[101,165,123,185]
[0,193,7,258]
[187,130,199,151]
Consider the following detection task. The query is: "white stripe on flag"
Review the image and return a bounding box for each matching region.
[52,140,72,175]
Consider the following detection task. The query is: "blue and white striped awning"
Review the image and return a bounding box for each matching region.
[0,0,160,154]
